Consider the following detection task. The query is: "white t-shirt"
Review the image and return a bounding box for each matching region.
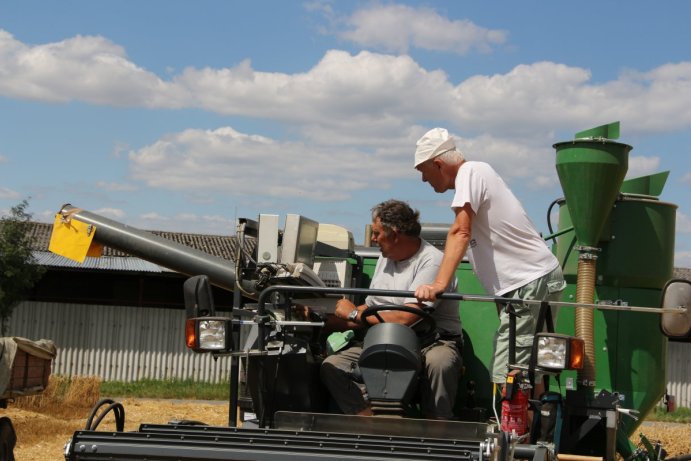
[366,240,461,337]
[452,161,559,296]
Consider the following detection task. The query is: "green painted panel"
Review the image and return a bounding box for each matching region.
[599,200,676,289]
[546,279,666,440]
[609,287,667,439]
[557,198,677,289]
[456,261,498,412]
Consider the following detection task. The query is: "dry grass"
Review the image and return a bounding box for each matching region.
[6,375,228,461]
[8,375,102,457]
[13,375,101,417]
[4,376,690,460]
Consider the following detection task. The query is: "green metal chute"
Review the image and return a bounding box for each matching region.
[575,121,621,140]
[620,171,670,197]
[553,121,631,248]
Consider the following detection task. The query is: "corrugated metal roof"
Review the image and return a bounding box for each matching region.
[673,267,690,280]
[31,250,169,272]
[25,221,255,260]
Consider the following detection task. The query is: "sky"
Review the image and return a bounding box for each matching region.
[0,1,690,267]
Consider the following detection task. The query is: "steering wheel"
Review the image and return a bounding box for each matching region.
[360,304,437,339]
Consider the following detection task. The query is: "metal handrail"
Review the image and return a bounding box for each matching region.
[256,285,685,315]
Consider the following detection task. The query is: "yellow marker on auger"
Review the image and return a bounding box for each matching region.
[48,211,103,263]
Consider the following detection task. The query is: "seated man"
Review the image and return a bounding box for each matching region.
[320,199,463,419]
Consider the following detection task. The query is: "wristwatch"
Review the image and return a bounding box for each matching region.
[347,309,359,322]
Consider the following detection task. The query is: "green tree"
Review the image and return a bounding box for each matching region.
[0,199,45,335]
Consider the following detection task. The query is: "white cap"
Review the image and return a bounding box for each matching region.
[413,128,456,167]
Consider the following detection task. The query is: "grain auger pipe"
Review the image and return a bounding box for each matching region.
[58,204,259,297]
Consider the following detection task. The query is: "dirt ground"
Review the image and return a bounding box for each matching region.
[6,401,691,460]
[6,398,230,461]
[5,377,691,460]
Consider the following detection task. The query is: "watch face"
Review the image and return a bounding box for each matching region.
[348,310,358,321]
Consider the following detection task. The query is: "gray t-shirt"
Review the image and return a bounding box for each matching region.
[365,240,462,337]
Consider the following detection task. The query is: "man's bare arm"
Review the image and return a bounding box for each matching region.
[415,203,473,301]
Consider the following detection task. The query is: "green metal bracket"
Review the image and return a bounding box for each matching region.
[620,171,670,197]
[576,121,620,140]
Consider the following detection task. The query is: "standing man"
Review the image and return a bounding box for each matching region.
[320,199,463,419]
[412,128,565,390]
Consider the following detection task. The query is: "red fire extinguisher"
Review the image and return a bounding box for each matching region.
[501,370,529,436]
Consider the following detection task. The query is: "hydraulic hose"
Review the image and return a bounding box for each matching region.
[546,197,563,238]
[576,254,598,386]
[85,398,125,431]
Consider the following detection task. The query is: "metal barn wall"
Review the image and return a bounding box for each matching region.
[667,341,691,409]
[8,301,691,408]
[9,301,231,383]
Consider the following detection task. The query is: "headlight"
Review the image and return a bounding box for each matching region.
[185,317,233,352]
[535,333,584,371]
[199,319,227,349]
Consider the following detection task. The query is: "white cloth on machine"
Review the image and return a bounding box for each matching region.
[0,337,57,396]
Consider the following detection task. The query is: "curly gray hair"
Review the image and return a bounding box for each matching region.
[371,199,421,237]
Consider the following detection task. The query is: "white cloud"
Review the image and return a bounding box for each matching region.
[682,172,691,185]
[95,181,137,192]
[3,29,691,200]
[175,50,454,131]
[336,4,507,54]
[175,213,200,221]
[199,214,233,225]
[303,0,335,19]
[677,212,691,233]
[137,212,171,231]
[458,133,559,189]
[0,30,185,107]
[125,123,565,205]
[137,211,234,234]
[448,61,691,136]
[0,187,20,200]
[140,212,169,221]
[128,126,407,202]
[94,207,126,219]
[3,29,691,142]
[675,251,691,268]
[111,142,131,159]
[31,209,56,224]
[0,154,7,163]
[626,156,661,179]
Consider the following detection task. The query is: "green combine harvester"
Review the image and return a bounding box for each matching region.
[56,122,689,461]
